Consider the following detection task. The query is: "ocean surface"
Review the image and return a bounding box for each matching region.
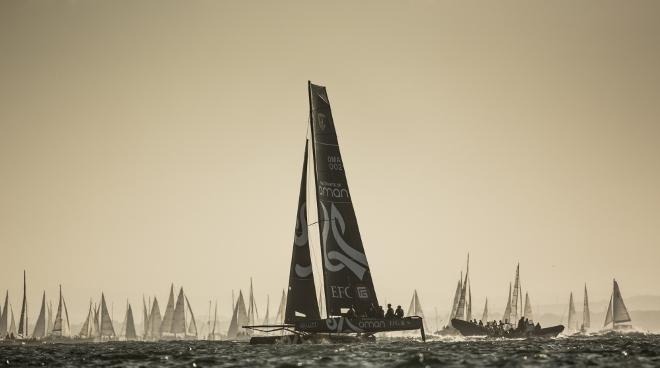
[1,334,659,367]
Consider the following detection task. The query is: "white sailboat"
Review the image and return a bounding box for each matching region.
[51,285,71,338]
[481,298,488,322]
[99,293,116,339]
[31,292,47,339]
[407,290,429,333]
[567,292,577,333]
[523,292,533,322]
[0,291,9,337]
[603,279,632,331]
[227,290,248,339]
[581,284,591,333]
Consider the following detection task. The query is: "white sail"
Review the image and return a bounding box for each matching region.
[185,296,198,337]
[450,278,462,320]
[523,292,533,322]
[612,279,631,324]
[502,283,512,323]
[227,290,248,338]
[149,298,162,339]
[171,288,186,335]
[79,301,93,337]
[247,278,258,327]
[32,292,47,338]
[100,293,115,338]
[211,301,217,339]
[47,301,54,335]
[481,298,488,322]
[125,304,137,340]
[583,284,590,329]
[567,292,577,331]
[91,304,100,337]
[160,285,176,335]
[604,293,613,327]
[466,285,472,321]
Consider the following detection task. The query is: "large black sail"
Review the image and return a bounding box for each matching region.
[285,141,321,323]
[308,82,379,316]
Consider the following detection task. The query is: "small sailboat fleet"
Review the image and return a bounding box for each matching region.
[452,264,565,338]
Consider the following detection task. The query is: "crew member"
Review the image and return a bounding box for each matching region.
[385,304,395,318]
[395,305,404,318]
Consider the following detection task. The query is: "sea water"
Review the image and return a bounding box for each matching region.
[0,334,658,367]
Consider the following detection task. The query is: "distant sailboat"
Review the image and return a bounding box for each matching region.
[481,298,488,322]
[17,271,28,338]
[262,295,270,325]
[47,300,54,335]
[171,288,186,337]
[124,303,137,340]
[246,279,259,331]
[148,297,162,339]
[51,285,71,338]
[582,284,590,331]
[603,279,632,330]
[32,292,47,339]
[407,290,429,332]
[0,291,8,337]
[9,305,17,336]
[79,300,96,339]
[227,290,248,339]
[509,264,521,324]
[160,285,176,336]
[100,293,116,339]
[567,292,577,332]
[185,295,198,338]
[142,296,150,339]
[502,283,512,323]
[273,290,286,325]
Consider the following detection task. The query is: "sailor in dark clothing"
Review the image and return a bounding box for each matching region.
[346,306,356,319]
[367,304,376,318]
[378,306,385,318]
[385,304,395,319]
[395,305,404,318]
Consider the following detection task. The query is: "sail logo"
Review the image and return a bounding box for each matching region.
[318,181,350,200]
[320,202,369,280]
[326,317,363,333]
[294,202,313,278]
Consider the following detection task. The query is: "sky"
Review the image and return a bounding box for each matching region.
[1,0,659,324]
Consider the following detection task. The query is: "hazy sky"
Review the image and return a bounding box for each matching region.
[1,0,659,323]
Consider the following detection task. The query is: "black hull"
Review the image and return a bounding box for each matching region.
[250,334,376,345]
[451,319,564,338]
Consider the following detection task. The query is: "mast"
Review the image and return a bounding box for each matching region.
[52,285,65,336]
[308,82,379,316]
[18,271,28,337]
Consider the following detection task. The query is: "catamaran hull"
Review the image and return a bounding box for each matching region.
[250,333,376,345]
[295,316,424,335]
[451,319,564,338]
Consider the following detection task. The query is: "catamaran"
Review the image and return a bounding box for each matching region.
[243,82,424,343]
[603,279,632,331]
[244,82,425,344]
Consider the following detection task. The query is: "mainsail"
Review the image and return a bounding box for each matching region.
[0,291,8,336]
[481,298,488,322]
[52,285,70,337]
[604,293,613,327]
[17,271,28,337]
[523,292,533,322]
[100,293,115,338]
[9,306,16,335]
[160,285,176,334]
[456,256,470,321]
[79,301,94,337]
[171,288,186,335]
[583,284,590,329]
[309,82,379,315]
[466,285,472,321]
[227,290,248,338]
[262,295,270,325]
[142,296,149,338]
[567,292,576,331]
[32,292,47,338]
[285,141,321,323]
[502,283,512,323]
[47,301,54,335]
[125,304,137,340]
